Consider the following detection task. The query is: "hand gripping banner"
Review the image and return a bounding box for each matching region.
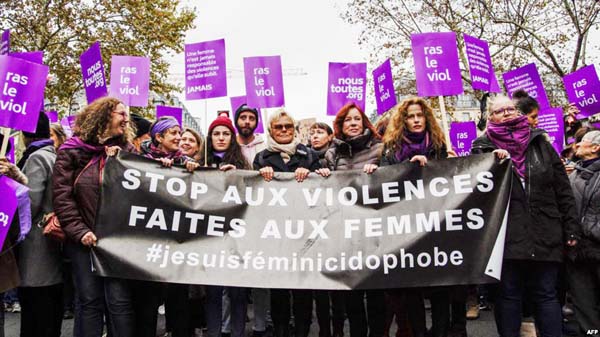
[93,152,512,290]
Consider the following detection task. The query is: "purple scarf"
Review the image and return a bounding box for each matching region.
[395,131,431,162]
[60,136,105,154]
[60,136,115,168]
[486,115,531,178]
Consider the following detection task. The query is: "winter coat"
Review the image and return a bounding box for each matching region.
[471,128,580,262]
[253,143,321,173]
[380,142,448,166]
[53,143,134,243]
[17,145,63,287]
[324,131,383,171]
[569,159,600,261]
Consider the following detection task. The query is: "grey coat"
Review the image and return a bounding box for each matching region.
[569,159,600,261]
[324,131,383,171]
[17,145,63,287]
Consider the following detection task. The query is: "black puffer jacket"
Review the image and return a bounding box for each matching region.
[471,128,580,262]
[569,159,600,261]
[253,143,321,172]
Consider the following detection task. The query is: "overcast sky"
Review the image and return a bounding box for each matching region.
[169,0,367,129]
[169,1,600,131]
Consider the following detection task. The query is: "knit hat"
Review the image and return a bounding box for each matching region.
[209,111,236,134]
[234,104,259,126]
[22,110,50,139]
[131,113,151,138]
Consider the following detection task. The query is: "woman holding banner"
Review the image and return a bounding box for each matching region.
[471,95,580,337]
[380,97,450,337]
[254,108,330,337]
[53,97,136,337]
[203,111,250,337]
[180,127,204,163]
[324,102,384,337]
[140,116,198,172]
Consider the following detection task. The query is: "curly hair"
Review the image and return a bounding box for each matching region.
[75,96,135,145]
[382,97,445,152]
[332,102,380,140]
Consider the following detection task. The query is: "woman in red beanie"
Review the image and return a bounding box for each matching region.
[204,111,250,337]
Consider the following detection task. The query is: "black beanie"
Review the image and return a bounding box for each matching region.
[234,104,259,126]
[22,110,50,139]
[131,113,151,138]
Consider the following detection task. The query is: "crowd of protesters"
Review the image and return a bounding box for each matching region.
[0,91,599,337]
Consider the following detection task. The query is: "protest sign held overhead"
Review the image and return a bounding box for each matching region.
[46,110,58,123]
[109,55,150,107]
[463,34,500,93]
[563,64,600,119]
[156,105,183,126]
[502,63,550,109]
[80,42,108,104]
[93,152,511,290]
[60,115,76,138]
[244,56,285,108]
[449,121,477,157]
[185,39,227,100]
[372,59,397,114]
[411,32,463,97]
[0,55,49,132]
[1,30,9,55]
[537,107,565,154]
[327,62,367,116]
[9,51,44,64]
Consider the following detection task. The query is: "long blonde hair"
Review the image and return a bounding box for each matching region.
[383,97,445,152]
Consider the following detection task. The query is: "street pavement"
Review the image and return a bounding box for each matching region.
[3,307,578,337]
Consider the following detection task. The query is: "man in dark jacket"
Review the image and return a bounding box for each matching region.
[568,130,600,334]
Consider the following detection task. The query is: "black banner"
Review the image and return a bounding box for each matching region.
[93,152,512,289]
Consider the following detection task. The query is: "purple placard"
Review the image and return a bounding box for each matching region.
[243,56,285,108]
[9,51,44,64]
[185,39,227,100]
[463,34,501,93]
[0,176,19,250]
[0,30,9,55]
[411,32,464,97]
[6,137,15,164]
[80,42,108,104]
[563,65,600,119]
[326,62,367,116]
[109,55,150,107]
[156,105,183,126]
[230,95,264,134]
[449,121,477,156]
[60,115,76,138]
[46,110,58,123]
[502,63,550,109]
[537,107,564,154]
[0,55,49,132]
[372,59,397,114]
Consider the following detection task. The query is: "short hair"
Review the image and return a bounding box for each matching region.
[582,130,600,145]
[309,122,333,135]
[267,108,296,134]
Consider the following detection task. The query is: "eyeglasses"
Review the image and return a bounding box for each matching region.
[272,123,294,131]
[492,106,517,116]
